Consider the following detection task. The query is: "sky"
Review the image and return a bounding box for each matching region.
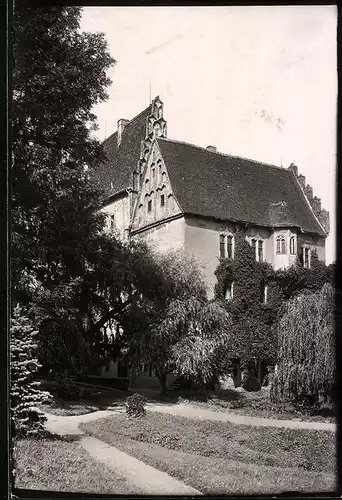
[81,6,337,264]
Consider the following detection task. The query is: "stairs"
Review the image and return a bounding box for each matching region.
[167,376,189,392]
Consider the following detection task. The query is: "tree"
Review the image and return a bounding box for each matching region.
[11,305,51,438]
[271,283,335,407]
[116,249,214,392]
[165,298,232,390]
[12,6,120,374]
[12,5,115,305]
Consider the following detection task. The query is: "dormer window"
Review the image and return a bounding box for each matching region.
[148,200,152,213]
[160,194,165,207]
[219,234,234,259]
[290,236,296,254]
[276,235,286,254]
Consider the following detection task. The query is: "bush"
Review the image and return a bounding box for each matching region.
[11,304,51,439]
[271,284,335,407]
[55,372,80,400]
[125,393,147,418]
[242,375,261,392]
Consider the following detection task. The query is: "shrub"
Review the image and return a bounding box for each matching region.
[11,304,51,438]
[125,393,147,418]
[55,372,80,400]
[271,284,335,407]
[242,374,261,392]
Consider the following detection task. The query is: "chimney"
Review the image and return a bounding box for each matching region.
[206,145,217,152]
[117,119,129,147]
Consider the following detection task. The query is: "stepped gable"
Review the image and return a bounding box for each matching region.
[96,96,167,199]
[96,105,152,198]
[288,163,330,235]
[156,138,326,236]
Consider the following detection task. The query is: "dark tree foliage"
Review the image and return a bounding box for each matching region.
[12,5,115,305]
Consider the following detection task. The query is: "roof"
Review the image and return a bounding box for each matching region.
[95,105,151,197]
[156,137,325,236]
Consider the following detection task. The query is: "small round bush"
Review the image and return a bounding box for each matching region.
[242,374,261,392]
[125,393,147,418]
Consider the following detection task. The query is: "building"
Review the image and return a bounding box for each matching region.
[96,95,330,300]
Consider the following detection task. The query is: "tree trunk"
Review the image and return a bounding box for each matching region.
[156,368,167,394]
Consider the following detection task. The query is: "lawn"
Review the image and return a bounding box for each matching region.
[80,411,336,495]
[14,437,137,494]
[158,387,335,423]
[39,380,128,416]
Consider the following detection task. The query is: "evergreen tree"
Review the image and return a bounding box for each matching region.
[11,305,51,438]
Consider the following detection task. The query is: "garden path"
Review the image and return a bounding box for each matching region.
[145,402,336,431]
[44,409,201,495]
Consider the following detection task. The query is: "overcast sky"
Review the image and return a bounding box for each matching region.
[81,6,337,264]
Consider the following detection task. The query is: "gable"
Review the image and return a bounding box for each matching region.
[94,105,152,198]
[157,138,326,237]
[131,140,182,231]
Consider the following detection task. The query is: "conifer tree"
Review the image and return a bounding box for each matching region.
[11,304,50,438]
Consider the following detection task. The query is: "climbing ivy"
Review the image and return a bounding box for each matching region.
[214,230,333,369]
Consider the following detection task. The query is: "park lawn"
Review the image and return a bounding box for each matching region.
[14,437,137,494]
[80,411,336,495]
[168,388,335,423]
[39,382,128,416]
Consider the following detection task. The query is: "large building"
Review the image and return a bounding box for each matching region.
[96,95,330,299]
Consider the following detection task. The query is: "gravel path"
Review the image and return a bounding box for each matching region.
[146,403,336,431]
[81,435,201,495]
[44,408,201,495]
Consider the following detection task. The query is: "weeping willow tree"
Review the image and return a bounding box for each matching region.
[271,283,335,406]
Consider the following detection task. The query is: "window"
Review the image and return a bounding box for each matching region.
[303,247,311,268]
[249,237,264,261]
[110,214,115,231]
[152,168,155,178]
[289,236,296,254]
[148,200,152,213]
[260,283,268,304]
[276,235,286,254]
[251,239,256,258]
[258,240,263,262]
[219,234,225,258]
[227,235,233,258]
[224,282,234,300]
[219,234,234,259]
[160,194,165,207]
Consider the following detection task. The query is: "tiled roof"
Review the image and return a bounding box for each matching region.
[157,138,325,236]
[95,105,152,197]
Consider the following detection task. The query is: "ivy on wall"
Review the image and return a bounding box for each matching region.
[214,229,334,368]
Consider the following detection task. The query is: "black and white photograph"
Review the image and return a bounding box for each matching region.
[11,5,337,496]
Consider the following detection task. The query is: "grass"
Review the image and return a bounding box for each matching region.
[80,411,336,495]
[39,380,128,416]
[158,387,335,423]
[14,437,137,494]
